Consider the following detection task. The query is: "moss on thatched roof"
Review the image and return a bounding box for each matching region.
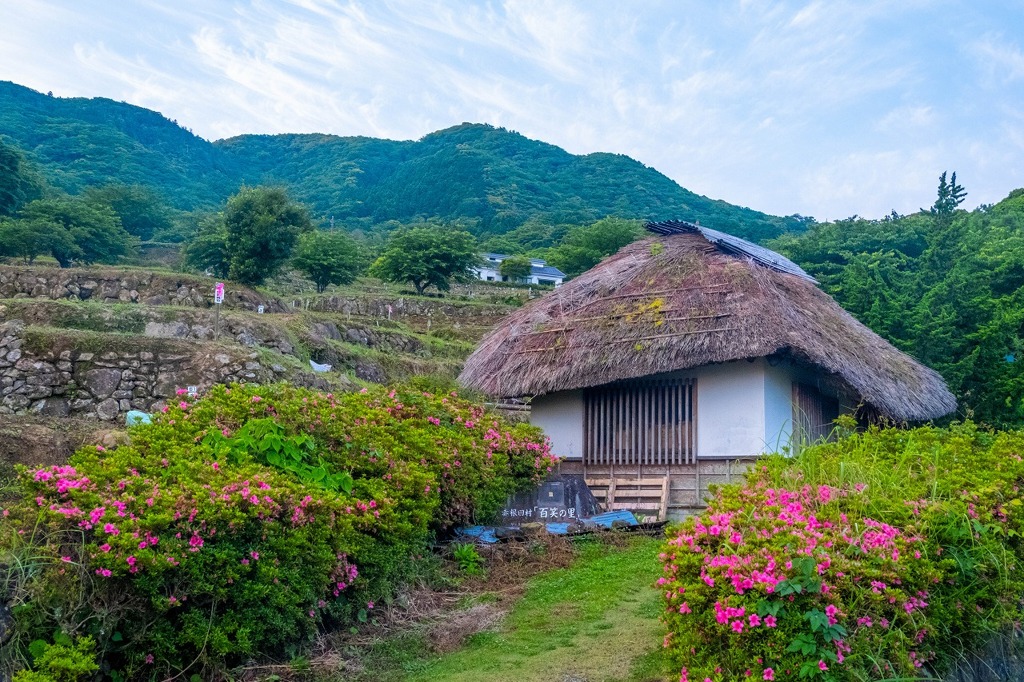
[459,232,956,421]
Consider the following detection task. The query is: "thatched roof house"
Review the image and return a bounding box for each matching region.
[460,221,955,500]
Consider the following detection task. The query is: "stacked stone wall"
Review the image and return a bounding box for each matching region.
[0,266,284,311]
[0,319,326,421]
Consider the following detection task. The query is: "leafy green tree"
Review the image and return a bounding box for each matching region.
[83,184,174,241]
[547,217,644,277]
[292,230,364,292]
[182,212,231,278]
[369,224,478,295]
[19,196,134,267]
[222,186,312,285]
[0,217,77,263]
[499,255,532,281]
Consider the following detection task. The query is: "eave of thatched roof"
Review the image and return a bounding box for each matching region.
[459,231,956,422]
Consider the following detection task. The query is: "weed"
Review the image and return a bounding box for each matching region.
[451,544,485,577]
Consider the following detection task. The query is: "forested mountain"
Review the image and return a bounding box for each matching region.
[0,81,237,207]
[0,81,802,241]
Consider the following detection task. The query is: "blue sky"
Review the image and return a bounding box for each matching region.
[2,1,1022,221]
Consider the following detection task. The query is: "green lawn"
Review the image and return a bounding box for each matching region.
[357,537,669,682]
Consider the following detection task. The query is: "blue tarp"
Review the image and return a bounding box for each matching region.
[583,509,639,529]
[126,410,152,426]
[457,526,499,544]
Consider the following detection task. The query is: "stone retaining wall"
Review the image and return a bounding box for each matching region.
[294,294,512,325]
[0,265,285,311]
[0,319,332,421]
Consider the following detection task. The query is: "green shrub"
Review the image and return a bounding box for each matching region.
[2,383,556,679]
[14,636,98,682]
[661,422,1024,681]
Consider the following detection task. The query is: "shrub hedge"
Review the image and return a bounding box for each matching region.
[661,421,1024,681]
[2,383,556,680]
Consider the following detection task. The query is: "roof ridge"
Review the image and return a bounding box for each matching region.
[645,220,816,282]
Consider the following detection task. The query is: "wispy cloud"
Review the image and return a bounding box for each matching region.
[0,0,1021,219]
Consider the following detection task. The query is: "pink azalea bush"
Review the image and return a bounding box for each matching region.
[4,383,556,679]
[661,422,1024,681]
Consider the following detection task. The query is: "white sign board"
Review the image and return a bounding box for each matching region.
[257,305,265,314]
[214,282,225,305]
[187,385,198,397]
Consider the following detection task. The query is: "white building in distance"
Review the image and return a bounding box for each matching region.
[474,253,565,287]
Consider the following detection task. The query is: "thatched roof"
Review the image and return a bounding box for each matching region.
[459,225,956,422]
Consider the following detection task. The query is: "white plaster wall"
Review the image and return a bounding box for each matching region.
[529,359,854,462]
[473,265,501,281]
[530,390,584,459]
[687,361,768,458]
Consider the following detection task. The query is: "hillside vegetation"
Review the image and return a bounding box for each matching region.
[0,81,802,243]
[771,185,1024,428]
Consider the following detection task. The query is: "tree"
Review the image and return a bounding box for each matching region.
[182,212,231,278]
[292,230,364,292]
[223,187,311,285]
[0,138,44,216]
[498,255,533,282]
[930,171,967,219]
[369,224,478,295]
[546,217,644,277]
[0,217,76,263]
[83,184,174,241]
[19,197,134,267]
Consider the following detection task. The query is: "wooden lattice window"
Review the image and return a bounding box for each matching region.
[792,382,839,450]
[584,378,696,465]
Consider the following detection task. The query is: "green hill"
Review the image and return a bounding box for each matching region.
[0,80,802,241]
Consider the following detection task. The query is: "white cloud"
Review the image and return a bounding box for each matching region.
[0,0,1021,220]
[970,33,1024,83]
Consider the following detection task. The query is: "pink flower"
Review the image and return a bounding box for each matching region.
[731,620,744,633]
[764,615,777,628]
[818,661,828,671]
[748,614,761,627]
[679,602,691,614]
[95,568,112,577]
[176,388,188,396]
[127,556,137,567]
[251,395,262,403]
[189,535,204,549]
[763,669,775,680]
[179,402,188,410]
[60,556,72,563]
[145,654,154,664]
[103,523,119,535]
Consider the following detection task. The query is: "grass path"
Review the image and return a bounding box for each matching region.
[398,537,668,682]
